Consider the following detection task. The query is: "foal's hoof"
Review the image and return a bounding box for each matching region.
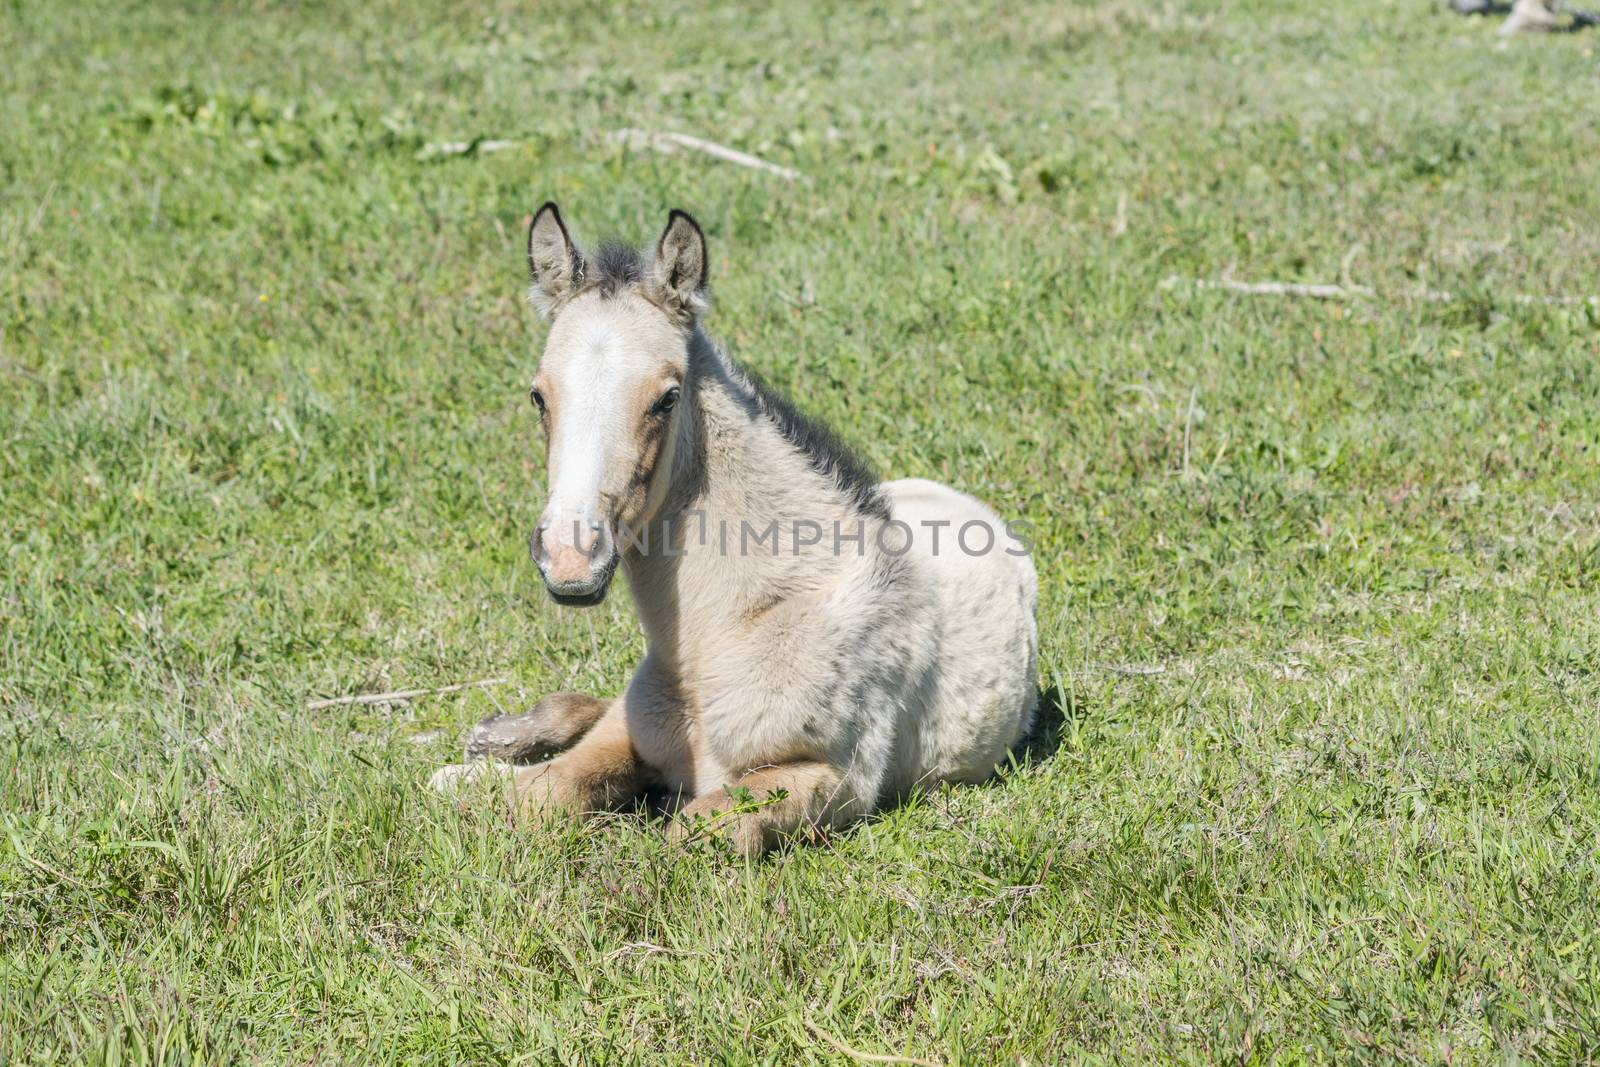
[463,693,606,762]
[463,711,563,763]
[428,761,512,794]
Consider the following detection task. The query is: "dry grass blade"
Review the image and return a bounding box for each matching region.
[610,129,804,181]
[1162,274,1598,306]
[306,678,508,710]
[804,1022,942,1067]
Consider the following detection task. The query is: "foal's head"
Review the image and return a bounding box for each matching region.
[522,203,709,606]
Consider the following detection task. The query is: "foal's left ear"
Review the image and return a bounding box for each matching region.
[647,209,709,321]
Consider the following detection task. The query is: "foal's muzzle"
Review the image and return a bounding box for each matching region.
[529,516,618,606]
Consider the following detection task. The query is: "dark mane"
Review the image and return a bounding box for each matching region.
[732,360,890,519]
[585,241,645,297]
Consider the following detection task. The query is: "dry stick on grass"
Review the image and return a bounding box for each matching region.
[804,1021,942,1067]
[1102,663,1167,677]
[1162,272,1598,307]
[610,128,805,182]
[306,678,509,711]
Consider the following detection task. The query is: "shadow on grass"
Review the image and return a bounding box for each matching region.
[1008,681,1083,771]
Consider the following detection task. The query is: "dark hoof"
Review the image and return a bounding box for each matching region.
[464,711,569,763]
[461,692,608,763]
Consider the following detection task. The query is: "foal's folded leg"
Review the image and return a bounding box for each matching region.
[671,762,862,857]
[429,693,613,795]
[512,707,646,821]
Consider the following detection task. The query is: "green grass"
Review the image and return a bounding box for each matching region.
[3,0,1600,1061]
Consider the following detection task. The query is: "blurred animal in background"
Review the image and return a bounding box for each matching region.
[1450,0,1599,34]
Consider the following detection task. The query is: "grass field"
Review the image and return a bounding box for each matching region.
[4,0,1600,1062]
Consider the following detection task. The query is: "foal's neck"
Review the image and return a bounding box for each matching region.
[623,329,880,664]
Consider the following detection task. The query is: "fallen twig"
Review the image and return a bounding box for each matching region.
[804,1021,941,1067]
[307,678,508,711]
[1171,272,1380,300]
[610,128,804,181]
[1101,663,1167,677]
[1161,273,1597,308]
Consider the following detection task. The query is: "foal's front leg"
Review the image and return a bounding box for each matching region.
[671,762,861,857]
[512,704,648,821]
[464,692,610,763]
[429,692,612,793]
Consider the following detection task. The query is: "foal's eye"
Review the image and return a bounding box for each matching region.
[652,386,680,416]
[530,388,547,415]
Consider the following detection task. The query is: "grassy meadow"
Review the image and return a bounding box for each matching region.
[3,0,1600,1061]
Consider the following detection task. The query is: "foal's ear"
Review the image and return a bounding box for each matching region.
[527,202,584,318]
[647,209,709,321]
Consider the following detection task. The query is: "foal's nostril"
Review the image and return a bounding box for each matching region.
[529,521,552,566]
[540,517,604,557]
[589,521,613,560]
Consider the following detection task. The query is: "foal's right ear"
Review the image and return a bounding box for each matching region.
[527,202,584,318]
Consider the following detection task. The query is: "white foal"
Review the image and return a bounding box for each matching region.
[431,204,1038,855]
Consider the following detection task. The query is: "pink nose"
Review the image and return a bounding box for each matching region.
[544,543,594,585]
[529,515,614,593]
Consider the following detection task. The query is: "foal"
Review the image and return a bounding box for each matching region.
[431,204,1039,855]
